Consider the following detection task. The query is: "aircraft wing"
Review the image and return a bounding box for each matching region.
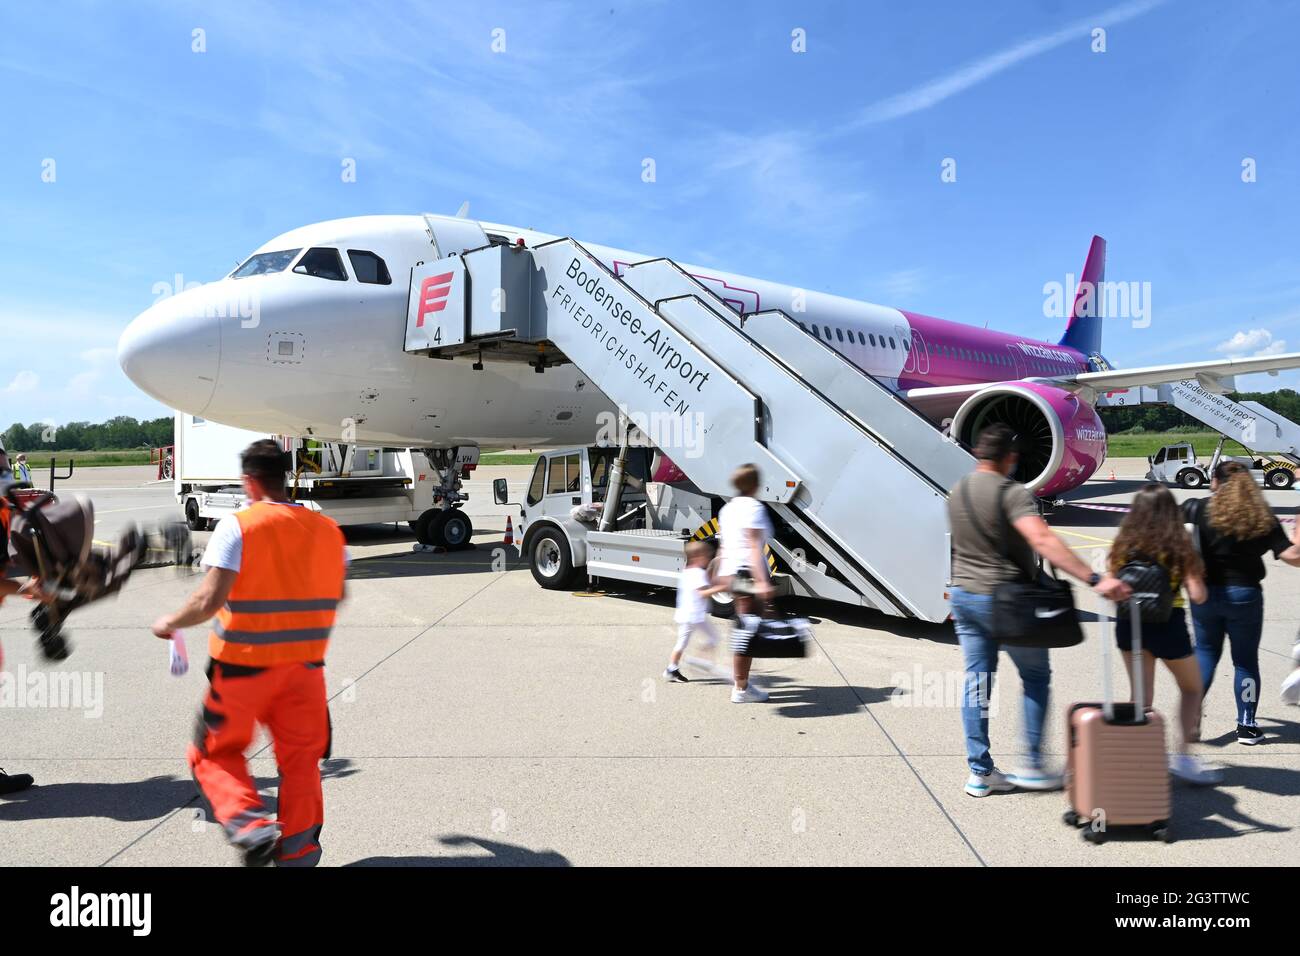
[1060,352,1300,401]
[901,352,1300,417]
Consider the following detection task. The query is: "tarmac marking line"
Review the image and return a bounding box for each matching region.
[810,635,988,867]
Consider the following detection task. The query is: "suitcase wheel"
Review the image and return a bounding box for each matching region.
[1081,828,1106,844]
[1061,809,1081,828]
[1150,823,1173,844]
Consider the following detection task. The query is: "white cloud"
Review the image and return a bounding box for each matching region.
[1216,328,1287,358]
[850,0,1167,127]
[3,370,39,394]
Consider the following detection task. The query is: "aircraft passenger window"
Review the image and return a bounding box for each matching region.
[232,249,301,278]
[347,250,392,285]
[811,326,820,338]
[835,328,844,342]
[823,326,832,339]
[869,334,877,347]
[903,339,910,352]
[798,321,807,331]
[858,331,866,345]
[526,458,546,505]
[293,247,348,281]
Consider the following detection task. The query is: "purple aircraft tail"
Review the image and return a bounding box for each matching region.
[1058,235,1106,357]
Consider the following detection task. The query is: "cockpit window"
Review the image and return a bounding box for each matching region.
[347,250,392,285]
[232,249,301,278]
[293,247,348,281]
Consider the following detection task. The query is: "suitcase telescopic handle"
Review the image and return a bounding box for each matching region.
[1129,596,1145,723]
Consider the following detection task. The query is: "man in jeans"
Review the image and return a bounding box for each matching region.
[948,425,1129,797]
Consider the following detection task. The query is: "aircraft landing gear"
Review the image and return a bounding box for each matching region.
[414,446,479,549]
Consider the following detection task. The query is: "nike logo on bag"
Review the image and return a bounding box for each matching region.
[1035,608,1068,619]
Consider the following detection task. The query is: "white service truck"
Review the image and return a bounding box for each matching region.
[173,413,480,546]
[495,443,843,616]
[1147,437,1297,490]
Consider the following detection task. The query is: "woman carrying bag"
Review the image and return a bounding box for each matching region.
[1183,460,1300,744]
[1109,484,1219,784]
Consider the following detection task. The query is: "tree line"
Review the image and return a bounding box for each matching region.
[1097,389,1300,434]
[1,416,174,454]
[4,389,1300,452]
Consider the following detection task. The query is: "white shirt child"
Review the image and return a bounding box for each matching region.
[675,565,710,624]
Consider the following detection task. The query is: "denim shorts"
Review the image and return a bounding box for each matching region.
[1115,606,1193,660]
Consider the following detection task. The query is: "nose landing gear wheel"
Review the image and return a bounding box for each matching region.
[415,509,475,549]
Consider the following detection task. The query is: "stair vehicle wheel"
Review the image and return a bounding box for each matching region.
[185,498,205,532]
[1266,468,1294,490]
[439,509,473,548]
[1178,469,1204,489]
[530,528,577,589]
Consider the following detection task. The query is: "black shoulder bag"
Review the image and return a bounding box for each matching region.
[959,478,1084,648]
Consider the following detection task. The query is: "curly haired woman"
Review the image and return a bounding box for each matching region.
[1183,460,1300,744]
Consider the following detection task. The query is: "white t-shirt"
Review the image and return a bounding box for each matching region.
[675,565,710,624]
[717,495,773,577]
[201,502,350,573]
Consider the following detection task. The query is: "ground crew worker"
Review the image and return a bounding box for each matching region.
[152,439,346,866]
[14,454,31,485]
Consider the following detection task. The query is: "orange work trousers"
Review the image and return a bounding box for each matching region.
[188,660,330,866]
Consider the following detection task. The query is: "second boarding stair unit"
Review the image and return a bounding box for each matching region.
[405,237,974,623]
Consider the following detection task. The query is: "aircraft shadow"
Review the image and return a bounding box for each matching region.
[347,544,522,580]
[344,835,570,867]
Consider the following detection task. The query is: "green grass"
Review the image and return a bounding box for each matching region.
[17,449,154,468]
[478,453,541,465]
[1106,432,1254,459]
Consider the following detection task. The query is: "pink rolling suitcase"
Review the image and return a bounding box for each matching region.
[1063,599,1171,843]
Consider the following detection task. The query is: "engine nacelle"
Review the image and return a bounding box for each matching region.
[950,382,1107,497]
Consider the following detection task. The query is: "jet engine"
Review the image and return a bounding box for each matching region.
[950,382,1107,497]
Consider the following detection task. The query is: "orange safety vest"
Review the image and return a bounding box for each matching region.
[209,501,346,667]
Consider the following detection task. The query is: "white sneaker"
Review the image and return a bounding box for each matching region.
[731,683,768,703]
[1169,753,1223,785]
[1280,669,1300,706]
[1005,767,1064,791]
[965,768,1016,798]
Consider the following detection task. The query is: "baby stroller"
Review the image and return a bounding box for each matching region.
[4,484,192,660]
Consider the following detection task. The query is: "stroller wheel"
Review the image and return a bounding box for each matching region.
[31,605,72,662]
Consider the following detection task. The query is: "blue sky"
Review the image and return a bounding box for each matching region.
[2,0,1298,426]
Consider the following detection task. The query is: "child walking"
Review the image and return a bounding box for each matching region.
[664,540,728,682]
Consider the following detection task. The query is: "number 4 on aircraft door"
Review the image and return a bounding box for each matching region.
[406,257,468,352]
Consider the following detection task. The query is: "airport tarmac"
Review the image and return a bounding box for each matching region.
[1,458,1297,866]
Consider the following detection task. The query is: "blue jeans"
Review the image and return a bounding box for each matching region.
[950,586,1052,775]
[1191,585,1264,726]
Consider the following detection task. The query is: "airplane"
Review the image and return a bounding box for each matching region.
[117,214,1300,500]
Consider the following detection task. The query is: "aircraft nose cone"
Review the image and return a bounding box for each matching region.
[118,287,222,413]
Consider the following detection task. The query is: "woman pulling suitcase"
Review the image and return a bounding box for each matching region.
[1107,484,1220,785]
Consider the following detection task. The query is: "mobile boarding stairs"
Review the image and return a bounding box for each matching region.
[404,238,974,623]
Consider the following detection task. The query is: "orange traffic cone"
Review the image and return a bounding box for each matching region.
[503,516,515,547]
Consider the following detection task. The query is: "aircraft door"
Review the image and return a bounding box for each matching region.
[422,215,489,259]
[908,327,930,375]
[1006,344,1027,380]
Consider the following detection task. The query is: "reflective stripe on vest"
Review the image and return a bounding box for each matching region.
[209,501,346,666]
